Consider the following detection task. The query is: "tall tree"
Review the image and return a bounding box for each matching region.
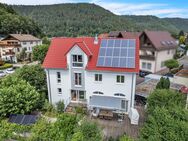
[32,44,49,63]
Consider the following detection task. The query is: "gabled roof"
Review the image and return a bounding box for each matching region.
[2,34,41,41]
[42,37,140,73]
[108,31,141,38]
[141,31,177,50]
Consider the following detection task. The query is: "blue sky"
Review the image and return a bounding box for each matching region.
[1,0,188,18]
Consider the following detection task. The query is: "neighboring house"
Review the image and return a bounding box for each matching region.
[0,34,42,62]
[106,31,178,73]
[42,37,139,114]
[139,31,177,73]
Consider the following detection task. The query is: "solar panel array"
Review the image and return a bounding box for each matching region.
[97,39,136,68]
[9,114,38,125]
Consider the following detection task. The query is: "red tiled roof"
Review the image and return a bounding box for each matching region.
[42,37,140,73]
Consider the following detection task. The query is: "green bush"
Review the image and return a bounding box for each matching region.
[140,89,188,141]
[0,63,13,70]
[56,101,65,113]
[42,100,56,113]
[0,75,40,117]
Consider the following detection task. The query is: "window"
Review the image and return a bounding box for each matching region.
[57,72,61,83]
[74,73,82,86]
[116,75,125,83]
[72,55,83,67]
[17,48,20,52]
[79,91,85,100]
[161,61,165,68]
[95,74,102,82]
[93,91,104,95]
[114,93,125,97]
[57,88,62,94]
[147,63,152,70]
[23,42,26,45]
[121,100,128,112]
[142,62,146,69]
[30,41,33,44]
[121,100,126,109]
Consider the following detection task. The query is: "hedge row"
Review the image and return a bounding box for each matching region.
[0,63,13,70]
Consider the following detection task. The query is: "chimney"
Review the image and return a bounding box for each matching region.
[94,34,98,45]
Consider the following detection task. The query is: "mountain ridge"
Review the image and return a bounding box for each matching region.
[12,3,188,37]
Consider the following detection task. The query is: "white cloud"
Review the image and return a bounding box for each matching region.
[0,0,83,5]
[93,1,188,18]
[1,0,187,18]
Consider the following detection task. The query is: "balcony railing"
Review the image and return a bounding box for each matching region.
[140,55,155,60]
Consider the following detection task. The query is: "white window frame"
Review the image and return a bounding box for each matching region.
[142,62,146,69]
[116,75,125,83]
[57,72,61,83]
[74,73,82,86]
[94,74,102,82]
[147,63,152,70]
[72,55,83,67]
[57,88,62,95]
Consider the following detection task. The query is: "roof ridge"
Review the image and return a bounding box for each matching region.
[82,40,93,56]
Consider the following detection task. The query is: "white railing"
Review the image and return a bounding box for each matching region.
[64,97,71,110]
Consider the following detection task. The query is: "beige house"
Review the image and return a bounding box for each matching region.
[139,31,177,73]
[0,34,42,62]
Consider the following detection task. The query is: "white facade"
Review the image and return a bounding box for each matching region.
[45,45,137,114]
[140,49,175,73]
[20,40,42,53]
[0,39,42,63]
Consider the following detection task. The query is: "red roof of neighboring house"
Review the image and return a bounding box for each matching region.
[42,37,140,73]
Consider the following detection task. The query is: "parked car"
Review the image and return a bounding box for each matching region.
[6,68,15,74]
[139,70,152,77]
[0,70,6,77]
[163,73,174,78]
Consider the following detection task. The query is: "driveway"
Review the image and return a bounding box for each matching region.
[178,56,188,69]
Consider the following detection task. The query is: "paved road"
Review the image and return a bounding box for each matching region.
[178,56,188,69]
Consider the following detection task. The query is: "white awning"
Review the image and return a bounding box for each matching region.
[89,95,126,111]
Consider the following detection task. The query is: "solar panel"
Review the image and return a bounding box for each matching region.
[97,39,136,68]
[8,114,38,125]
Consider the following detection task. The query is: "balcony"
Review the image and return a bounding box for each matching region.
[140,55,155,61]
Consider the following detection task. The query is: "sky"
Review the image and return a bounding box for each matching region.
[1,0,188,18]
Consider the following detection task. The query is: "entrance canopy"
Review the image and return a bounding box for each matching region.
[89,95,126,111]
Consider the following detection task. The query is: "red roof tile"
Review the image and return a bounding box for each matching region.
[42,37,140,73]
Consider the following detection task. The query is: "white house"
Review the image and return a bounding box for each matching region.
[42,37,140,114]
[0,34,42,62]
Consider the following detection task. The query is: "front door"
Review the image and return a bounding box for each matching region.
[71,90,77,101]
[71,90,86,102]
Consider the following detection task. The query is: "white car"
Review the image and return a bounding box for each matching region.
[0,70,6,77]
[6,68,15,74]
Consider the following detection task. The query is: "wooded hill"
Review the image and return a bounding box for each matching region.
[11,3,188,37]
[0,3,41,36]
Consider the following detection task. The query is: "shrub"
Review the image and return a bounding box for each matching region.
[42,100,56,113]
[156,77,170,89]
[56,101,65,113]
[0,75,40,117]
[0,63,13,70]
